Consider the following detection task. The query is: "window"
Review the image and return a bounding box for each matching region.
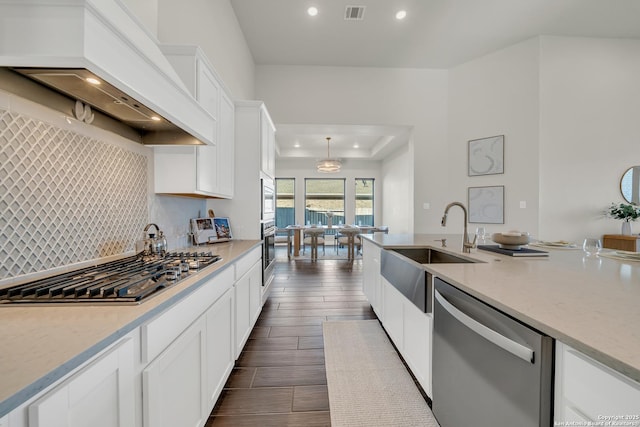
[355,178,374,226]
[305,179,345,226]
[275,178,295,228]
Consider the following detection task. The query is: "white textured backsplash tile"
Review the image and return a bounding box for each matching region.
[0,108,148,279]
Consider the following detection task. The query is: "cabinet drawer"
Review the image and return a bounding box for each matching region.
[142,266,234,363]
[235,247,261,280]
[563,345,640,417]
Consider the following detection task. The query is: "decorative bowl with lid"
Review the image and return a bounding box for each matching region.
[491,231,530,250]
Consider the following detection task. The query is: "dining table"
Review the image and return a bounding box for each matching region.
[285,224,365,260]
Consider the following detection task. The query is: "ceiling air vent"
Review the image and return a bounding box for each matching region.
[345,6,365,20]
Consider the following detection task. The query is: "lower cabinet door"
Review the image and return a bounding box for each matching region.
[381,277,404,350]
[143,317,207,427]
[248,261,263,326]
[403,303,432,397]
[235,260,263,359]
[29,338,134,427]
[235,269,252,359]
[206,288,235,410]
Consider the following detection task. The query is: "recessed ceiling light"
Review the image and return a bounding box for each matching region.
[307,6,318,16]
[353,143,359,148]
[395,10,407,20]
[294,142,300,148]
[150,116,161,122]
[85,77,101,85]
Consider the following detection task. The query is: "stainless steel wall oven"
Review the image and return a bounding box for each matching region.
[262,219,276,287]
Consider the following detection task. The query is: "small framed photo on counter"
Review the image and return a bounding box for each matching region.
[213,217,232,240]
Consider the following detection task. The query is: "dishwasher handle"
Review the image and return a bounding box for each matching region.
[435,290,534,363]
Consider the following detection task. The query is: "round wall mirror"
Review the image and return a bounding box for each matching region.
[620,166,640,204]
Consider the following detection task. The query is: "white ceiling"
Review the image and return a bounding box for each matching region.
[230,0,640,162]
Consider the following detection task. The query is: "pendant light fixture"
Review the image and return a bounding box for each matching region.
[317,137,342,173]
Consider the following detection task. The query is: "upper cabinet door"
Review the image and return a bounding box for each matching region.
[196,60,220,120]
[260,106,276,178]
[196,145,219,194]
[217,90,235,198]
[155,45,235,199]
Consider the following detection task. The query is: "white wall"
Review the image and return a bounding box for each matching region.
[539,36,640,241]
[447,37,541,237]
[120,0,158,37]
[381,140,413,233]
[276,158,383,227]
[156,0,256,100]
[256,65,447,233]
[446,35,640,243]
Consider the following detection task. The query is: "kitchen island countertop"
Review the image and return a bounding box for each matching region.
[0,240,261,418]
[363,233,640,384]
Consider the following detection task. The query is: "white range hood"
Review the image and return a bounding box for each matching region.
[0,0,215,145]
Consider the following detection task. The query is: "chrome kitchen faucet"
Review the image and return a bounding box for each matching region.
[441,202,476,253]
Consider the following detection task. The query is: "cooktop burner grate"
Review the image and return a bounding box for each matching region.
[0,252,221,305]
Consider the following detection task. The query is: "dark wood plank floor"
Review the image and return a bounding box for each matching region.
[206,252,375,426]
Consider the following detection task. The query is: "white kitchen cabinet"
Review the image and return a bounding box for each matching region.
[362,239,382,318]
[380,275,433,397]
[555,342,640,423]
[381,276,404,350]
[402,298,432,397]
[209,100,275,239]
[161,45,220,122]
[153,145,217,197]
[0,414,6,427]
[217,90,235,198]
[155,44,235,198]
[371,245,434,397]
[205,288,235,411]
[140,286,236,427]
[234,247,263,358]
[195,61,220,119]
[142,266,234,364]
[143,316,207,427]
[260,106,276,178]
[29,338,134,427]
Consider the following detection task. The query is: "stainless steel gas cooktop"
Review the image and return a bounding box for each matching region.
[0,252,221,305]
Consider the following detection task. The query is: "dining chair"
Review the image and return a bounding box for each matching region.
[302,228,326,255]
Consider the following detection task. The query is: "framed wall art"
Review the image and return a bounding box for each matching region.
[468,135,504,176]
[468,186,504,224]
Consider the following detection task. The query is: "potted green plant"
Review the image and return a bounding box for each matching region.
[607,202,640,235]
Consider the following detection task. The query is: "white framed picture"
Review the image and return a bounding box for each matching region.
[468,186,504,224]
[468,135,504,176]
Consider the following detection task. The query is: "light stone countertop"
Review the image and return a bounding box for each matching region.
[0,240,261,418]
[362,233,640,384]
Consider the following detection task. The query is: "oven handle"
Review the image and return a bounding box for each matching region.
[263,226,276,237]
[434,290,534,363]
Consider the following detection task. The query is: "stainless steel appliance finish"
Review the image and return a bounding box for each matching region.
[432,278,553,427]
[380,249,430,313]
[0,252,221,305]
[262,220,276,287]
[8,68,205,146]
[380,248,476,313]
[261,178,275,221]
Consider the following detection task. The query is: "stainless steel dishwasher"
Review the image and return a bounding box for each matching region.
[432,278,553,427]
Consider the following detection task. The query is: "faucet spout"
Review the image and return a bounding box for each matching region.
[441,202,476,253]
